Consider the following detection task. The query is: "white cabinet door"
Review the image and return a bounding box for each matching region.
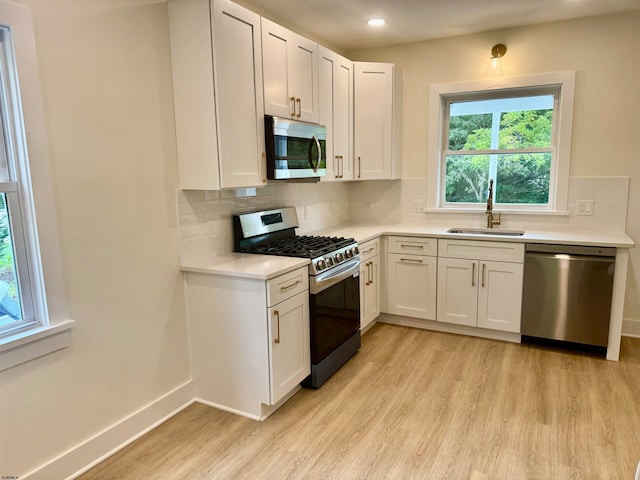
[262,18,319,123]
[168,0,265,190]
[437,257,478,327]
[268,290,310,404]
[319,47,353,182]
[212,0,265,188]
[354,62,393,180]
[387,253,437,320]
[477,261,524,333]
[360,255,380,331]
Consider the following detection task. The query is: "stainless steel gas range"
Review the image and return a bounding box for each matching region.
[233,207,360,388]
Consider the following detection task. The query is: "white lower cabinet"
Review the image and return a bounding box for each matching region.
[185,266,310,420]
[359,239,380,331]
[268,291,310,403]
[386,236,437,320]
[436,239,524,333]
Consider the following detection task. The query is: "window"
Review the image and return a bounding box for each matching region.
[0,25,39,337]
[427,72,575,212]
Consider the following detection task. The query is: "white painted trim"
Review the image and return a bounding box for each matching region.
[22,381,195,480]
[0,319,74,371]
[427,71,575,213]
[622,317,640,338]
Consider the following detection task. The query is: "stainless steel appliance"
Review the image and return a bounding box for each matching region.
[265,115,326,180]
[233,207,360,387]
[521,243,616,354]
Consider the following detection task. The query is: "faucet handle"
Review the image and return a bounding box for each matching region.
[494,211,502,226]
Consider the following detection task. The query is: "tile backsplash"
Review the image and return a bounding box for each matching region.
[177,182,350,256]
[348,176,630,231]
[177,176,630,257]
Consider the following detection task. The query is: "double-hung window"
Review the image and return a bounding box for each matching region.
[427,72,575,212]
[0,25,38,337]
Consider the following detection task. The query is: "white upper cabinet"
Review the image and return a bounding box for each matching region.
[319,47,353,182]
[168,0,265,190]
[262,18,319,123]
[353,62,401,180]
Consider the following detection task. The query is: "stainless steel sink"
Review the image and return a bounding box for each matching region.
[447,227,525,236]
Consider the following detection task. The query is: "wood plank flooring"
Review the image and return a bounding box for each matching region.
[78,323,640,479]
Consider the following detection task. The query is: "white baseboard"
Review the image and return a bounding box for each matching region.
[23,380,195,480]
[622,317,640,338]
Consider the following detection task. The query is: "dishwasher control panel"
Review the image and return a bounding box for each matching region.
[525,243,616,257]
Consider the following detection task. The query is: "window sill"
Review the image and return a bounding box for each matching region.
[423,208,570,216]
[0,319,75,371]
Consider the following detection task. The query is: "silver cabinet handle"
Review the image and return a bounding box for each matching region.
[274,310,280,344]
[290,97,296,117]
[280,280,301,291]
[296,98,302,118]
[400,257,423,263]
[339,155,344,178]
[482,263,486,288]
[357,156,361,178]
[472,262,476,287]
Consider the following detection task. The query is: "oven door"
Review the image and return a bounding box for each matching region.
[309,258,360,365]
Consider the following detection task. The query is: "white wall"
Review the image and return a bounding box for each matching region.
[0,2,191,477]
[347,11,640,327]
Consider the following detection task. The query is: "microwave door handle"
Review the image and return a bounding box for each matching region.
[308,134,321,172]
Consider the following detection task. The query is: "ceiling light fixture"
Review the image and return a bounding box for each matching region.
[367,18,386,27]
[485,43,507,76]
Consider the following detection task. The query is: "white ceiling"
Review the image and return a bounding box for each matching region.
[236,0,640,51]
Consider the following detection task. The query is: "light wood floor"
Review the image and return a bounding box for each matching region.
[78,323,640,479]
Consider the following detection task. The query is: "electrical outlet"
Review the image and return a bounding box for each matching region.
[366,199,373,210]
[576,199,594,216]
[304,205,310,219]
[412,199,425,212]
[209,220,217,237]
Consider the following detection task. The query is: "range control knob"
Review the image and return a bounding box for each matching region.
[335,252,344,263]
[345,249,354,258]
[352,246,359,255]
[326,257,334,267]
[316,259,327,271]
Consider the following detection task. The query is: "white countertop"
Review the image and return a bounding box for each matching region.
[181,250,310,280]
[180,224,634,279]
[320,223,636,249]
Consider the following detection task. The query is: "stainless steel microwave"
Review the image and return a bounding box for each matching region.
[265,115,326,180]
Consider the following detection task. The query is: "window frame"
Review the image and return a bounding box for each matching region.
[0,0,72,372]
[0,24,41,337]
[426,72,576,214]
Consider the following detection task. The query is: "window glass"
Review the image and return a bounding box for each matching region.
[443,92,556,207]
[0,192,22,325]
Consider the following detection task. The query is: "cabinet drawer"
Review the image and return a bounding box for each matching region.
[388,236,437,256]
[359,238,380,261]
[438,239,524,263]
[268,267,309,307]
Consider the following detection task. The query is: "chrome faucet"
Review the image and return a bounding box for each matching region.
[486,179,501,228]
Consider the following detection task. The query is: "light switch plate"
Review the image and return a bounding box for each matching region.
[576,199,594,216]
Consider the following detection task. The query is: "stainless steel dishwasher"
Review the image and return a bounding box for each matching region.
[521,243,616,354]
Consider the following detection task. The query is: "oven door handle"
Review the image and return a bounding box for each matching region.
[310,257,360,294]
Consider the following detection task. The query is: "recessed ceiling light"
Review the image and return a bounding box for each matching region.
[367,18,386,27]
